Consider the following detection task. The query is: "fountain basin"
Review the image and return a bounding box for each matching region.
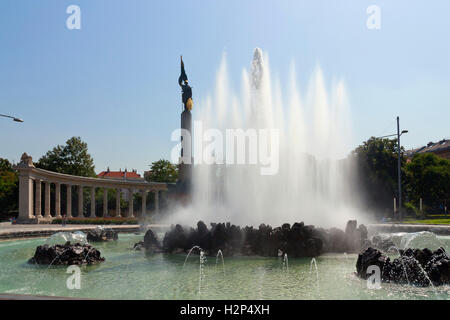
[0,233,449,299]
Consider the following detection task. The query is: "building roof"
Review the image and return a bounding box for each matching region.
[405,139,450,157]
[98,169,141,179]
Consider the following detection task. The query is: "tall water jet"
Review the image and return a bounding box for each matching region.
[170,48,361,228]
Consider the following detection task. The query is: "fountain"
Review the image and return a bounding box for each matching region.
[168,48,362,228]
[46,231,87,245]
[28,242,105,266]
[199,250,206,297]
[310,258,319,290]
[216,250,225,275]
[387,246,411,285]
[183,246,203,269]
[2,49,449,300]
[1,230,448,299]
[86,226,118,242]
[282,253,289,272]
[356,246,450,287]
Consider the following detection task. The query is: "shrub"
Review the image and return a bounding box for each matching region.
[405,201,426,219]
[51,217,138,225]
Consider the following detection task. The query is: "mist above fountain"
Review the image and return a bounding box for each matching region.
[170,48,362,227]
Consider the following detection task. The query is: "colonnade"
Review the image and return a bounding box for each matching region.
[17,153,167,222]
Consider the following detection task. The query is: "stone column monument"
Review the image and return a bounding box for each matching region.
[178,55,193,195]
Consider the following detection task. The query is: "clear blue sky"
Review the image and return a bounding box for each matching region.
[1,0,449,174]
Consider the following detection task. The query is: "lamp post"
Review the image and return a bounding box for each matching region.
[377,116,408,221]
[0,113,23,123]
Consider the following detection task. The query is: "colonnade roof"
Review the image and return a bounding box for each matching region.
[17,165,168,191]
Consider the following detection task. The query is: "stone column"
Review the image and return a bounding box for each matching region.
[55,182,61,218]
[128,188,134,218]
[103,187,108,217]
[90,186,96,218]
[78,185,84,218]
[154,190,159,214]
[66,184,72,218]
[141,190,147,217]
[18,171,34,221]
[44,181,51,218]
[116,189,121,217]
[34,179,42,219]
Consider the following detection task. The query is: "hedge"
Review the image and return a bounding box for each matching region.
[51,217,138,225]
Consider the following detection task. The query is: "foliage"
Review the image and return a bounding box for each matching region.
[0,158,18,219]
[404,201,424,219]
[405,153,450,211]
[145,159,178,183]
[36,136,96,177]
[351,137,405,211]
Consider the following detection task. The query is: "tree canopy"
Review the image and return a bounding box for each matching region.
[0,158,19,219]
[36,137,96,177]
[145,159,178,183]
[351,137,405,211]
[405,153,450,209]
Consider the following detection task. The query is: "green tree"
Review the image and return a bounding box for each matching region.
[36,137,96,217]
[36,136,96,177]
[405,153,450,212]
[145,159,178,183]
[351,137,405,213]
[0,158,19,220]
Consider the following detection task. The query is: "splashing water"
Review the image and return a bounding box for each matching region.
[182,246,203,269]
[411,257,436,292]
[387,246,411,286]
[46,231,87,245]
[216,250,225,275]
[310,258,319,290]
[181,246,206,297]
[169,48,362,228]
[377,232,447,251]
[282,253,289,272]
[199,250,206,297]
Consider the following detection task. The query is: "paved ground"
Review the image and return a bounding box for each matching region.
[0,222,169,240]
[368,223,450,235]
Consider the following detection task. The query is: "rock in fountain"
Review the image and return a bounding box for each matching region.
[133,229,163,253]
[161,220,368,257]
[86,226,118,242]
[356,247,450,286]
[28,242,105,265]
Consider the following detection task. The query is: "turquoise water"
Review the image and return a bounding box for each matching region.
[0,233,449,300]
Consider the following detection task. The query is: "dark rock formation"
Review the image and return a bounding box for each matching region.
[356,247,450,286]
[133,229,162,253]
[28,242,105,265]
[159,220,368,257]
[86,228,118,242]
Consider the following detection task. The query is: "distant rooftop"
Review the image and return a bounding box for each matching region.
[98,167,142,179]
[405,139,450,158]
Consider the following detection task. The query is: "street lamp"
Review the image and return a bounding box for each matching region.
[0,113,23,123]
[377,116,408,222]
